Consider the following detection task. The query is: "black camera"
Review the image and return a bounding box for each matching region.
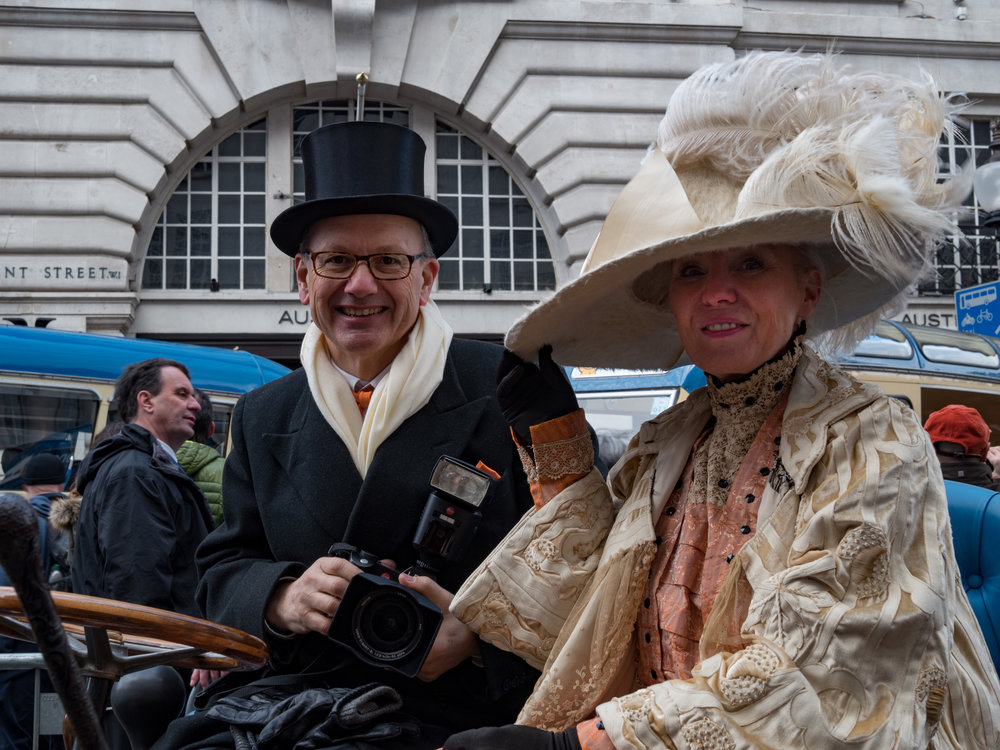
[325,457,496,677]
[325,544,441,678]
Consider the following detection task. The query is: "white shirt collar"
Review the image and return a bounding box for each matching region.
[330,358,389,392]
[156,437,179,463]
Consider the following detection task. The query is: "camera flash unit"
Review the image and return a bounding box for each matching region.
[428,456,493,508]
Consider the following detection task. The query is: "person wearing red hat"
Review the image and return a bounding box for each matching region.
[924,404,1000,491]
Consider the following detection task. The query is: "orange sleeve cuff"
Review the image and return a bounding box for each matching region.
[576,717,616,750]
[514,410,593,510]
[527,408,589,445]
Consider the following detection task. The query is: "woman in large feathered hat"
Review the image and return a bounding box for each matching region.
[444,51,1000,750]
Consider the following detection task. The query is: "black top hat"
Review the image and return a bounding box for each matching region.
[269,121,458,258]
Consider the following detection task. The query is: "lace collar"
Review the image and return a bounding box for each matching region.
[691,333,803,507]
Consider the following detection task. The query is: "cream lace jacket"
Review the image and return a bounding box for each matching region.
[451,348,1000,749]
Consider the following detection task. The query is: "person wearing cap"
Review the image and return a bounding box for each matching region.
[155,122,543,750]
[0,453,69,750]
[9,452,69,580]
[924,404,1000,491]
[446,52,1000,750]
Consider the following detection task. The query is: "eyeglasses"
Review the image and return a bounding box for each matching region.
[305,251,424,280]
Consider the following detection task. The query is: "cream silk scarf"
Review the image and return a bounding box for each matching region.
[300,300,453,477]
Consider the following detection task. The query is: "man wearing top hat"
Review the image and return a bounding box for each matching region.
[155,122,558,750]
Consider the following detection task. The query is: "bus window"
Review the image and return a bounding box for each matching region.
[852,321,913,360]
[911,326,1000,369]
[0,382,100,490]
[577,389,680,434]
[209,401,233,455]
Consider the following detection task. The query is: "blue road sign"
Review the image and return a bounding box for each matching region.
[956,280,1000,336]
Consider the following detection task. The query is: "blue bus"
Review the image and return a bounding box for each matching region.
[569,321,1000,466]
[0,325,289,490]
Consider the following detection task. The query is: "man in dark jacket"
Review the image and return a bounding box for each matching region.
[72,358,218,749]
[154,121,580,750]
[72,357,214,615]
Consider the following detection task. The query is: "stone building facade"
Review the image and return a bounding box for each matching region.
[0,0,998,364]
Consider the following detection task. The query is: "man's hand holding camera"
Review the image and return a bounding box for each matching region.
[264,553,361,635]
[264,552,480,681]
[267,457,493,680]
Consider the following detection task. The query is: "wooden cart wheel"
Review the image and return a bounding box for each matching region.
[0,587,268,678]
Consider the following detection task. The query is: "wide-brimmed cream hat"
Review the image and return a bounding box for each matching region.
[506,51,968,370]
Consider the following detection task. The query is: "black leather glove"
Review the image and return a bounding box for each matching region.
[205,682,414,750]
[443,724,582,750]
[497,344,579,444]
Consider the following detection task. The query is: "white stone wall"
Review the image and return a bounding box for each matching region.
[0,0,997,341]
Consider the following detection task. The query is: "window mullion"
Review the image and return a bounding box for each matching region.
[210,147,219,286]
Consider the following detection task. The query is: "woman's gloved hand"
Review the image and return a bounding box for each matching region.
[443,724,582,750]
[497,344,580,444]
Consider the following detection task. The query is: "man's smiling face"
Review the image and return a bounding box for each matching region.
[295,214,439,380]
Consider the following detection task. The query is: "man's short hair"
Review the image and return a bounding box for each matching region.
[191,389,214,443]
[114,358,190,424]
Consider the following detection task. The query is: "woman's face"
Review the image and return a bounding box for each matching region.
[668,244,822,382]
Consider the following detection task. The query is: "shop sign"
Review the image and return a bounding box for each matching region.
[1,257,128,290]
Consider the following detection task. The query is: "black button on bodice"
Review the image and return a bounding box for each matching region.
[760,466,770,476]
[718,478,729,488]
[740,525,751,534]
[665,506,676,516]
[745,493,755,503]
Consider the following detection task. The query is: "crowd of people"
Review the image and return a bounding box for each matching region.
[3,49,1000,750]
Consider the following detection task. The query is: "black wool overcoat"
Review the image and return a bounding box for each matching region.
[195,337,539,734]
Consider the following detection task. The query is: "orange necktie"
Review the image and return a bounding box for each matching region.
[353,385,373,413]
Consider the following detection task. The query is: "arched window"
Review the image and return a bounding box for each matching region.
[435,123,555,292]
[143,119,267,291]
[922,118,999,295]
[143,101,555,294]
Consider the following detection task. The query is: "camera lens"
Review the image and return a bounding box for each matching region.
[352,588,424,662]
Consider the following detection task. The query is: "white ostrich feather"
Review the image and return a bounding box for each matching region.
[657,52,833,178]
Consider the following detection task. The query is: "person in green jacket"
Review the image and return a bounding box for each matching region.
[176,389,225,524]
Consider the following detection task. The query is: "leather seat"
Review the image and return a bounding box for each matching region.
[944,479,1000,671]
